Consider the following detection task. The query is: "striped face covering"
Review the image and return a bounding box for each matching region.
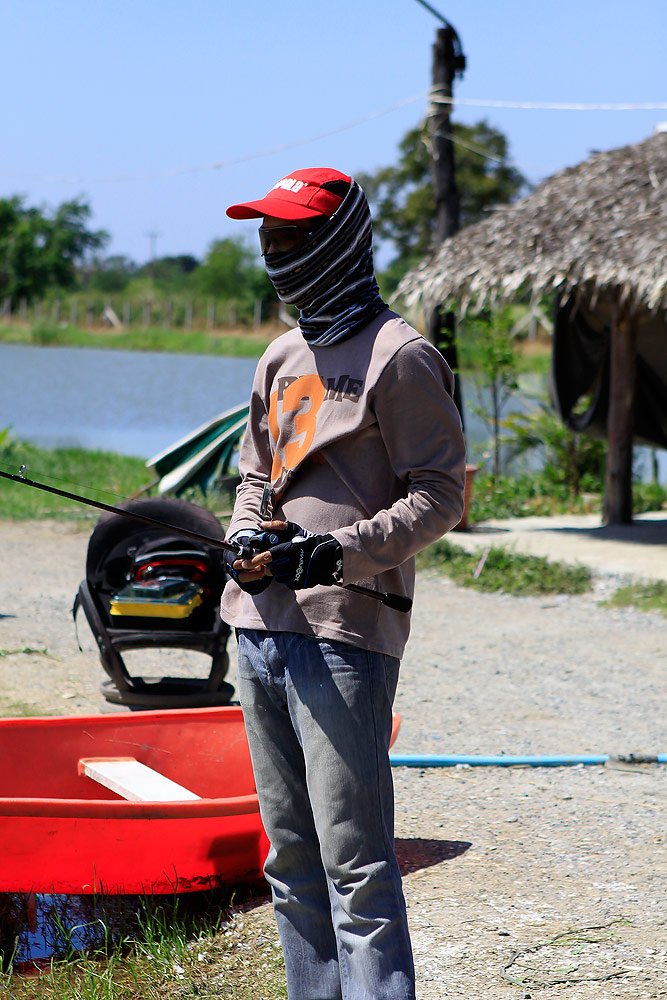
[264,180,387,347]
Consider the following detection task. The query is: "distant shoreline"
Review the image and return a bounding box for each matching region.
[0,322,278,359]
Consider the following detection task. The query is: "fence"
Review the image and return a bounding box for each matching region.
[0,294,292,331]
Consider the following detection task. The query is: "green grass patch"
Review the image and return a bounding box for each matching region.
[0,439,149,521]
[417,538,592,596]
[0,647,49,658]
[0,322,273,358]
[1,891,287,1000]
[467,471,667,524]
[603,580,667,616]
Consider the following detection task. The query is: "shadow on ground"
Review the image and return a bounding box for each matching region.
[394,838,471,875]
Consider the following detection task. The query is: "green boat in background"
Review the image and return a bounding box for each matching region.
[146,401,249,497]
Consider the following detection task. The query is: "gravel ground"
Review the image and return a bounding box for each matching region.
[1,517,666,998]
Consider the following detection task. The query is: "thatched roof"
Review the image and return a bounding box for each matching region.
[397,130,667,315]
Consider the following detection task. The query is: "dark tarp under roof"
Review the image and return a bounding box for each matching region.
[552,294,667,450]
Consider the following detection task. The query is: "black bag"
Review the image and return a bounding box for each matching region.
[73,497,234,710]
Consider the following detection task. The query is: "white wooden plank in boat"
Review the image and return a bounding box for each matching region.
[78,757,201,802]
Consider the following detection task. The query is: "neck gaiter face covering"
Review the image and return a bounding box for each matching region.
[263,180,387,347]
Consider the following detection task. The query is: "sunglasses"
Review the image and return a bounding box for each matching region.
[258,219,326,256]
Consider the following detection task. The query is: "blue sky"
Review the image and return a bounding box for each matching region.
[2,0,665,266]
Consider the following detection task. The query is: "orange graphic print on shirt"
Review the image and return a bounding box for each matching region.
[268,374,326,485]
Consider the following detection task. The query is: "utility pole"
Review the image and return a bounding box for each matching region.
[416,2,466,422]
[145,230,161,282]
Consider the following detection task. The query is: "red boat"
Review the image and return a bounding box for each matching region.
[0,706,401,896]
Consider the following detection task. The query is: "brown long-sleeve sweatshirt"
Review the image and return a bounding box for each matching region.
[220,309,466,658]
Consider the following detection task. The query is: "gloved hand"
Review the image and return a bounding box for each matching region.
[268,522,343,590]
[224,529,278,595]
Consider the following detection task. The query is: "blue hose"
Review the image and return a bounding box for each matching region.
[390,753,667,768]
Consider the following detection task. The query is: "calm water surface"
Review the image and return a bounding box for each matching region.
[2,343,662,479]
[1,344,259,459]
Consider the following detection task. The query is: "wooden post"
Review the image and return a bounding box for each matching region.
[429,26,463,244]
[426,24,466,426]
[602,298,637,524]
[207,299,215,330]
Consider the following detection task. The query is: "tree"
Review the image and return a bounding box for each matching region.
[195,237,273,303]
[136,254,200,286]
[357,120,528,292]
[464,307,520,479]
[88,255,138,293]
[0,196,108,302]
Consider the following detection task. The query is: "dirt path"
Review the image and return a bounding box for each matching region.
[1,518,666,997]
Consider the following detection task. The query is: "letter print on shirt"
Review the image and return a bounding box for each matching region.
[268,374,326,487]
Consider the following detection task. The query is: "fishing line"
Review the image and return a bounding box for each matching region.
[0,458,150,506]
[0,467,412,613]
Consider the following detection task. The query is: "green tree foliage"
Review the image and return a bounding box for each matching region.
[89,255,138,293]
[358,120,528,291]
[195,238,273,303]
[136,255,200,287]
[0,196,107,302]
[463,307,520,478]
[503,400,608,497]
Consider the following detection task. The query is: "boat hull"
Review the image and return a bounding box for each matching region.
[0,705,401,895]
[0,706,268,895]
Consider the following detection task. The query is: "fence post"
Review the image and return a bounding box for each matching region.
[143,302,151,327]
[51,299,60,324]
[228,304,236,327]
[123,301,131,327]
[70,299,78,326]
[2,296,11,318]
[207,299,215,330]
[185,301,193,330]
[87,301,95,326]
[19,298,27,322]
[35,301,43,321]
[164,300,172,329]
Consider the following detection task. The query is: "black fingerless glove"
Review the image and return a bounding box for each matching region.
[224,530,274,595]
[268,524,343,590]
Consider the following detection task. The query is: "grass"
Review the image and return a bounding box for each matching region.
[0,438,234,523]
[602,580,667,616]
[467,469,667,524]
[0,440,150,522]
[1,890,288,1000]
[0,322,275,358]
[417,538,592,596]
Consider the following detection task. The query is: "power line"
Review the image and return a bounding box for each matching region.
[0,92,428,185]
[1,92,665,186]
[434,93,667,111]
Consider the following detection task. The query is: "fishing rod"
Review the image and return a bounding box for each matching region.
[0,468,412,613]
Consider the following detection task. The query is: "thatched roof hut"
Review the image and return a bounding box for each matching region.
[397,130,667,525]
[397,130,667,315]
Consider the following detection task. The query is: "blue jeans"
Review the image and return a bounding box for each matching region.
[236,629,415,1000]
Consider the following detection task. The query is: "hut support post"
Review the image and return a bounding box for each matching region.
[427,25,466,425]
[603,301,637,525]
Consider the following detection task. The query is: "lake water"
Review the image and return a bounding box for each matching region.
[1,343,662,480]
[0,344,258,460]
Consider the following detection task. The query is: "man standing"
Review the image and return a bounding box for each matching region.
[222,167,465,1000]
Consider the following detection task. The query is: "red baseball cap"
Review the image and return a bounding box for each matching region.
[226,167,351,221]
